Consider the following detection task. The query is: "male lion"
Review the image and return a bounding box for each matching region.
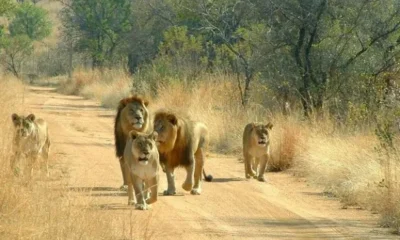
[11,113,50,177]
[124,131,159,210]
[153,110,213,195]
[114,96,150,190]
[243,122,273,182]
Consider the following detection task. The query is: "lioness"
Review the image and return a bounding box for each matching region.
[114,96,150,190]
[153,110,213,195]
[11,113,50,177]
[243,122,273,182]
[124,131,159,210]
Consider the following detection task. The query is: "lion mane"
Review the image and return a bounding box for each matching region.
[154,109,212,195]
[114,95,149,158]
[114,95,150,188]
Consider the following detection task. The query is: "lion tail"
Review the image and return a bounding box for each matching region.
[203,169,213,182]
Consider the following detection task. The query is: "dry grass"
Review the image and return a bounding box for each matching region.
[0,75,154,239]
[59,68,400,232]
[61,69,302,166]
[59,69,132,108]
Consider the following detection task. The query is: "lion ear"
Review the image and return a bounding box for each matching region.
[11,113,20,126]
[143,99,149,107]
[265,122,273,130]
[27,114,35,122]
[130,131,138,140]
[119,98,128,108]
[167,114,178,125]
[151,131,158,141]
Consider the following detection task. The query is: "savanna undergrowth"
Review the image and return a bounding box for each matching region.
[60,69,400,233]
[0,76,117,239]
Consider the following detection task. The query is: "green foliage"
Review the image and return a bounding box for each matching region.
[0,0,14,16]
[0,34,33,77]
[140,26,208,83]
[61,0,133,68]
[9,2,52,41]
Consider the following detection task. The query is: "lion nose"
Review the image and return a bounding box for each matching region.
[143,150,149,155]
[135,116,141,120]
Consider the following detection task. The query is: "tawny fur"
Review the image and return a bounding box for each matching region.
[153,110,212,196]
[114,95,150,188]
[124,131,159,210]
[242,122,273,182]
[11,113,50,177]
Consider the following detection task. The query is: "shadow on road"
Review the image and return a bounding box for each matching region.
[211,177,245,183]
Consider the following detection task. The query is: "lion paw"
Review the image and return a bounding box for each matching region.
[163,190,176,196]
[257,176,266,182]
[146,198,157,204]
[128,200,136,206]
[135,203,149,210]
[190,189,201,195]
[182,182,193,191]
[120,185,128,191]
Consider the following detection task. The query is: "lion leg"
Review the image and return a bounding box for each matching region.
[163,166,176,195]
[127,172,135,205]
[10,152,20,176]
[26,154,37,179]
[133,178,148,210]
[119,157,129,190]
[191,149,204,195]
[146,175,158,204]
[43,137,50,177]
[253,157,260,179]
[257,155,268,182]
[182,156,195,192]
[244,153,256,179]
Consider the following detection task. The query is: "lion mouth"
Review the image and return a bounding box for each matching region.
[138,157,149,162]
[258,140,267,145]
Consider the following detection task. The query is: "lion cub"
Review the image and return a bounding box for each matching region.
[11,113,50,177]
[242,122,273,182]
[124,130,160,210]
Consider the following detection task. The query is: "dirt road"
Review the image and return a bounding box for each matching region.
[27,86,396,239]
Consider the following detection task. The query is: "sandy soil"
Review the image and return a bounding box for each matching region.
[26,86,397,239]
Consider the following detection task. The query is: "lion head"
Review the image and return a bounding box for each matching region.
[114,95,150,158]
[153,111,179,154]
[118,96,149,131]
[128,131,158,166]
[11,113,36,138]
[250,123,273,147]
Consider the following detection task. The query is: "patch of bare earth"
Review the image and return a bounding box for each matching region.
[28,86,396,239]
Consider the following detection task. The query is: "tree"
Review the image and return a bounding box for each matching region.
[61,0,133,69]
[9,2,52,41]
[126,0,175,74]
[254,0,400,117]
[0,35,33,77]
[175,0,260,106]
[0,0,14,16]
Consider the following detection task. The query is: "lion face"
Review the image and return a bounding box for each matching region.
[130,131,158,166]
[12,113,36,139]
[252,123,273,147]
[124,101,148,130]
[153,113,178,153]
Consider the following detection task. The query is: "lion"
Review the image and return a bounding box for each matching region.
[114,96,150,190]
[242,122,273,182]
[11,113,50,177]
[124,130,159,210]
[153,110,213,196]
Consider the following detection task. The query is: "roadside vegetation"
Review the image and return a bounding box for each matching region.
[1,0,400,236]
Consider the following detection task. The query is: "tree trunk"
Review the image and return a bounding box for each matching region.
[67,41,73,79]
[127,53,139,74]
